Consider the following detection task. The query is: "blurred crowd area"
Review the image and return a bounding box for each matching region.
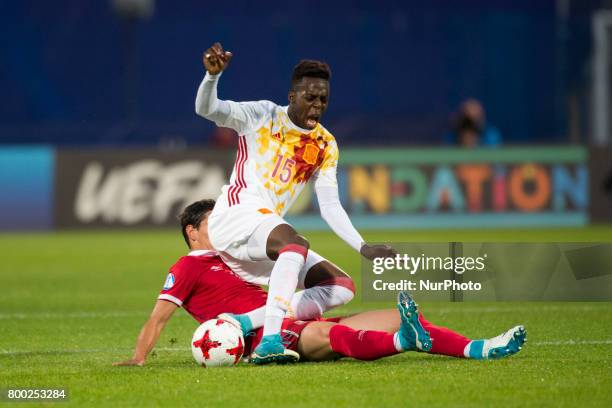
[0,0,610,148]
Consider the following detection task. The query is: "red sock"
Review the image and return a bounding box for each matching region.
[329,324,399,361]
[419,314,471,358]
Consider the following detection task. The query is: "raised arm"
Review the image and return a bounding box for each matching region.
[194,42,233,123]
[195,42,271,135]
[113,300,177,366]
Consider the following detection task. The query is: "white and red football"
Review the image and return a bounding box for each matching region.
[191,319,244,367]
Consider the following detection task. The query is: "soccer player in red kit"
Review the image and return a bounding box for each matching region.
[113,200,526,366]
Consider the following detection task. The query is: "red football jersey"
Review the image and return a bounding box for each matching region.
[158,250,267,323]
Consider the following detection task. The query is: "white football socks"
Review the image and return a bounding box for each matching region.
[393,332,405,352]
[262,251,305,337]
[289,285,355,320]
[242,306,265,331]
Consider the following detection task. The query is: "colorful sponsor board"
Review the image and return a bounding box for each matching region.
[287,147,588,229]
[0,146,591,230]
[54,150,232,227]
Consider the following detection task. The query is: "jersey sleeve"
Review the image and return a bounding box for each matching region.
[313,138,339,189]
[195,72,275,135]
[158,258,199,307]
[219,100,275,135]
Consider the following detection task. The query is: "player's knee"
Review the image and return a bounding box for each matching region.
[277,235,309,259]
[299,323,336,362]
[291,234,309,251]
[329,276,355,302]
[312,324,331,345]
[311,279,355,309]
[267,225,309,259]
[278,239,309,261]
[316,277,355,308]
[338,276,356,295]
[332,282,355,306]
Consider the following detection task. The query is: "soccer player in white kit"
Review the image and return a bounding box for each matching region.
[195,42,395,364]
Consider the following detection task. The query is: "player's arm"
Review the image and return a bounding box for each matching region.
[195,42,269,134]
[316,185,394,258]
[113,300,177,366]
[314,147,395,260]
[316,184,364,252]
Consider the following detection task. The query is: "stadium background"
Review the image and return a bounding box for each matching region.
[1,1,611,407]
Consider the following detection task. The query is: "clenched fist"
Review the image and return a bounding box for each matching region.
[360,244,397,261]
[203,42,233,75]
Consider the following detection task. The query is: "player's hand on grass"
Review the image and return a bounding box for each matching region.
[203,42,233,75]
[360,244,397,261]
[112,358,145,367]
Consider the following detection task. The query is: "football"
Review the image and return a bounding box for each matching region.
[191,319,244,367]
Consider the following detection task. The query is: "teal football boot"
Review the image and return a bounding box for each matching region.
[396,291,432,352]
[251,334,300,365]
[467,325,527,359]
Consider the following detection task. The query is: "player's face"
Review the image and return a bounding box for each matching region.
[188,211,213,250]
[288,77,329,130]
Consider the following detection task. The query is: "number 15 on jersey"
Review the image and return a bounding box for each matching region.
[271,154,296,184]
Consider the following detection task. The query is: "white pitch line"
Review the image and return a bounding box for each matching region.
[0,347,191,356]
[1,341,611,357]
[433,305,610,314]
[533,340,612,346]
[343,305,610,315]
[2,305,608,320]
[0,312,147,320]
[0,311,194,320]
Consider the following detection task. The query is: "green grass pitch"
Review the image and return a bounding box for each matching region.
[1,227,611,407]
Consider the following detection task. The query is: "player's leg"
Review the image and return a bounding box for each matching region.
[289,252,355,320]
[337,306,472,354]
[303,292,432,354]
[216,255,273,335]
[336,309,400,332]
[220,252,355,335]
[295,322,338,361]
[298,321,402,362]
[417,313,472,358]
[250,223,308,364]
[208,209,303,364]
[338,296,526,359]
[461,325,527,359]
[337,295,469,356]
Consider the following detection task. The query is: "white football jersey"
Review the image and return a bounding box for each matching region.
[211,100,339,216]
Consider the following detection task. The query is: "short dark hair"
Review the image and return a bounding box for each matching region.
[178,199,216,248]
[291,59,331,88]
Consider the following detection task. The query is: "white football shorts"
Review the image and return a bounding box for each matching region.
[207,203,324,286]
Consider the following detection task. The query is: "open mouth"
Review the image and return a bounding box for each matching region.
[305,115,319,129]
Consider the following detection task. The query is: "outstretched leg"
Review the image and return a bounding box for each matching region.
[298,293,430,362]
[336,294,526,360]
[289,256,355,320]
[298,322,402,362]
[462,326,527,359]
[418,314,471,358]
[223,250,355,334]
